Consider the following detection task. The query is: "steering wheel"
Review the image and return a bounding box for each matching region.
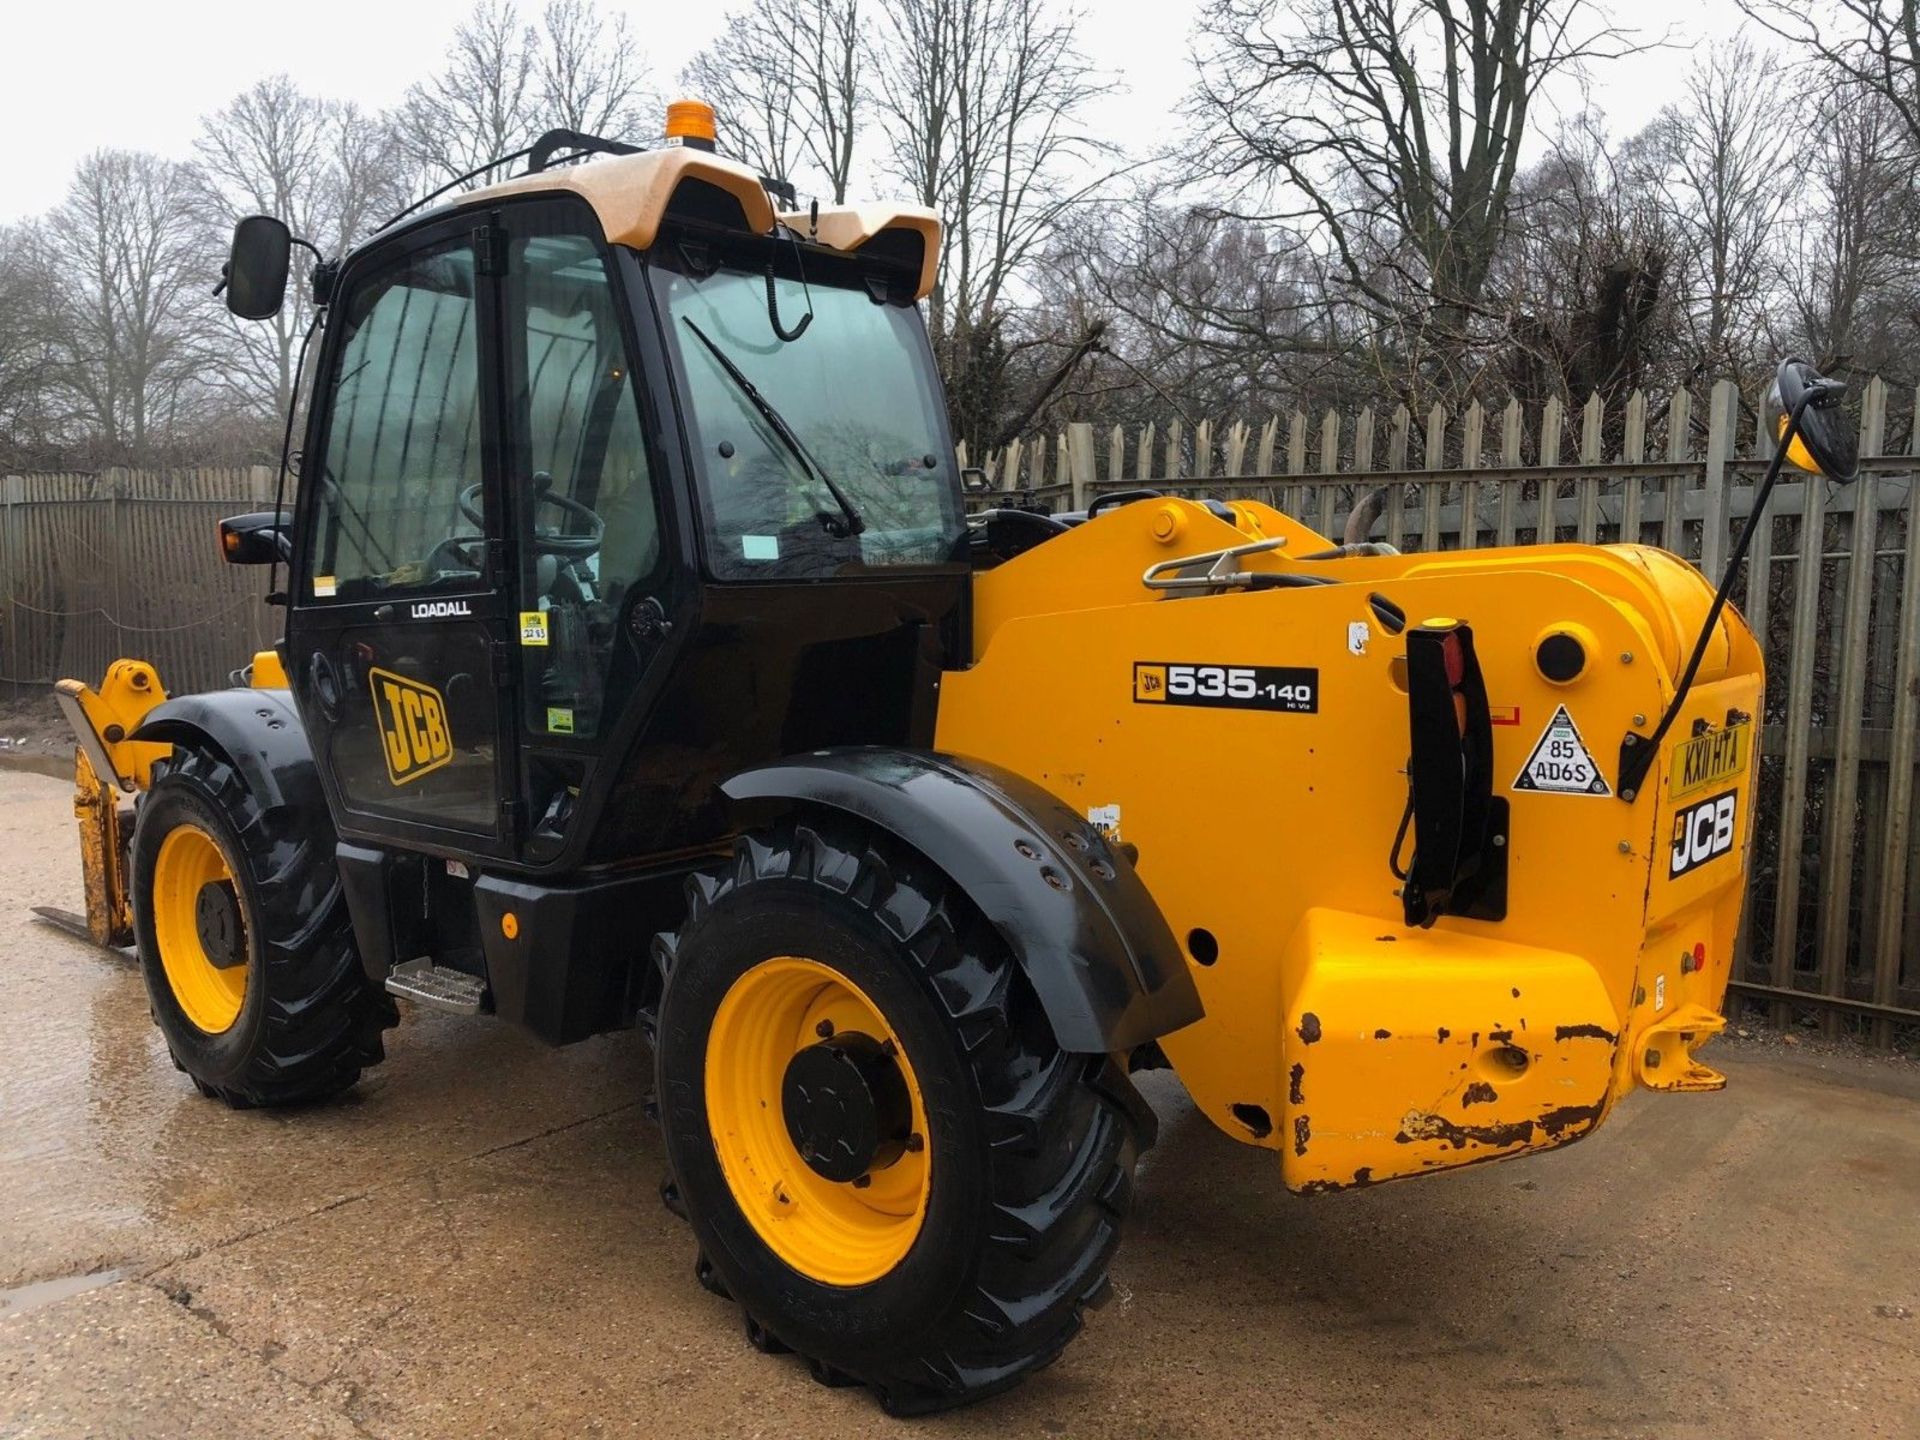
[459,476,604,558]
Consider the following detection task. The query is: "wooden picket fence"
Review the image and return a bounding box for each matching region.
[0,468,281,699]
[9,383,1920,1044]
[968,378,1920,1045]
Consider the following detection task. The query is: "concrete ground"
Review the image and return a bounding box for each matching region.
[1,766,1916,1440]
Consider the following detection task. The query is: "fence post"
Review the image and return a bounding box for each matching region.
[1418,403,1444,550]
[1193,419,1213,481]
[1815,377,1884,1035]
[1539,396,1564,542]
[1497,399,1522,545]
[1770,424,1827,1025]
[1460,400,1483,548]
[1663,389,1692,553]
[1700,379,1737,574]
[1066,423,1097,512]
[1224,420,1248,479]
[1872,386,1920,1043]
[999,437,1023,492]
[1255,416,1278,479]
[1108,424,1126,485]
[1164,420,1184,480]
[1,474,18,692]
[1621,389,1647,544]
[1577,393,1603,544]
[1386,405,1411,549]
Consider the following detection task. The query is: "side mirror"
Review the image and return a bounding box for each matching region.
[219,511,290,565]
[1770,358,1858,483]
[960,466,991,493]
[223,215,291,321]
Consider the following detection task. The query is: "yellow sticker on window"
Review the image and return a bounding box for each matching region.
[520,610,548,646]
[546,707,574,735]
[313,574,337,598]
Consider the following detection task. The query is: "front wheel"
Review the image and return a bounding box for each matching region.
[651,818,1151,1414]
[131,744,395,1107]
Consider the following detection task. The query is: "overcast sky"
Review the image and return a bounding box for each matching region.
[1,0,1761,225]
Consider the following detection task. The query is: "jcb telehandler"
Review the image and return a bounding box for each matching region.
[48,100,1857,1413]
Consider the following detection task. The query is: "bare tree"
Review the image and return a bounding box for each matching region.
[1189,0,1643,389]
[37,150,215,462]
[537,0,654,137]
[1739,0,1920,149]
[682,0,863,203]
[1782,75,1920,372]
[196,77,411,419]
[0,226,62,469]
[1644,38,1792,381]
[682,8,803,184]
[396,0,653,187]
[1491,115,1681,415]
[870,0,1118,449]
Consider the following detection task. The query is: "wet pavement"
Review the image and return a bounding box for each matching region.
[1,765,1917,1438]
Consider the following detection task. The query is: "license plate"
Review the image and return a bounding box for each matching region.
[1669,721,1750,800]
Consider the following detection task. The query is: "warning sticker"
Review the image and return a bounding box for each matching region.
[546,707,575,735]
[519,610,549,646]
[1513,705,1610,796]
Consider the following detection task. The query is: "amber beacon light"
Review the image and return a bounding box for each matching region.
[665,99,717,152]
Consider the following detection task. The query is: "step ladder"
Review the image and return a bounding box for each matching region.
[384,958,488,1016]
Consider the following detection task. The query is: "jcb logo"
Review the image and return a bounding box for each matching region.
[1669,788,1737,878]
[1134,664,1167,701]
[370,667,452,785]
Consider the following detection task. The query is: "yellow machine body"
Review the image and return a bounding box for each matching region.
[51,652,284,946]
[937,498,1762,1192]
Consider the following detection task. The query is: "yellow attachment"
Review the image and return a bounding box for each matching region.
[54,659,169,793]
[1634,1003,1728,1092]
[937,497,1763,1191]
[705,957,930,1286]
[249,649,288,688]
[150,823,249,1035]
[70,749,134,948]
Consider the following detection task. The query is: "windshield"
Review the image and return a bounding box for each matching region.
[650,251,966,579]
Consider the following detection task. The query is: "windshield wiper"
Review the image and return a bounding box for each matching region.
[680,317,865,537]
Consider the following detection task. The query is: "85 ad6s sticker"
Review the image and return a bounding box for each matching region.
[1133,662,1318,712]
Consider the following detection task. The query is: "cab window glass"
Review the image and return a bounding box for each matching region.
[305,240,484,601]
[508,223,662,746]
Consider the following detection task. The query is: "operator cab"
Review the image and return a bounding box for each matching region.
[227,107,968,880]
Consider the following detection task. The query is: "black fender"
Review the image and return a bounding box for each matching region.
[721,748,1204,1054]
[131,688,330,851]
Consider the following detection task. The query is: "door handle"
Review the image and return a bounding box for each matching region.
[628,595,673,644]
[307,651,342,721]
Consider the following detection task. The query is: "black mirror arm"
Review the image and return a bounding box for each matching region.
[1615,382,1830,801]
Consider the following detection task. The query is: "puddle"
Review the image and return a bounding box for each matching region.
[0,1268,124,1320]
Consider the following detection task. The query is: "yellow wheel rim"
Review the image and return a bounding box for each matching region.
[151,823,249,1035]
[705,957,931,1287]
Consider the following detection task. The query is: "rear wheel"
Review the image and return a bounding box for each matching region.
[132,744,395,1107]
[650,818,1152,1414]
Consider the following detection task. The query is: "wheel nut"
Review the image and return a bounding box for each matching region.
[905,1133,924,1154]
[815,1019,834,1038]
[852,1174,872,1189]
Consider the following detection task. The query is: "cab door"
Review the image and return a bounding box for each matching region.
[287,216,518,859]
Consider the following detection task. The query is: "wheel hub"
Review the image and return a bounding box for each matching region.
[781,1032,911,1182]
[193,880,246,969]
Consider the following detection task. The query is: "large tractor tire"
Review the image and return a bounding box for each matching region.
[649,817,1152,1415]
[130,744,395,1107]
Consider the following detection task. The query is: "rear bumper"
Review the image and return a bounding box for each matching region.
[1276,885,1736,1193]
